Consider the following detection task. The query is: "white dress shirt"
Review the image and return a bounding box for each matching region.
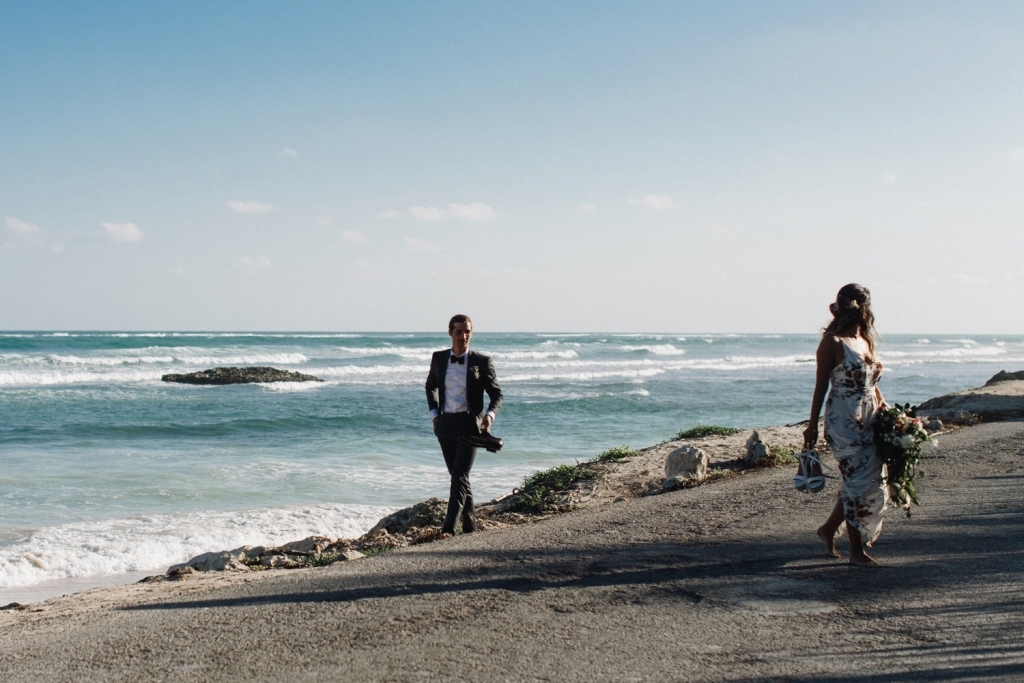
[443,351,469,414]
[429,350,496,421]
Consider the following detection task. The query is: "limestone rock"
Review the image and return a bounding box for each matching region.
[925,419,944,433]
[337,549,366,561]
[664,444,708,489]
[161,366,323,385]
[985,370,1024,385]
[744,431,771,464]
[358,528,408,552]
[168,548,251,574]
[276,536,333,556]
[917,373,1024,421]
[365,498,448,536]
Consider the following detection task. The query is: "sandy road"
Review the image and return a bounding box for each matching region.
[2,421,1023,682]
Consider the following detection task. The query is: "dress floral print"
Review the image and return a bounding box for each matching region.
[825,338,888,545]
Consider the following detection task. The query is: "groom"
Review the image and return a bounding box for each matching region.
[425,314,503,536]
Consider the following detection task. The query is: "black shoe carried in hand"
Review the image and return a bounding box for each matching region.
[458,432,503,453]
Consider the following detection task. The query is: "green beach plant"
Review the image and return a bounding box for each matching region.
[507,463,600,515]
[757,445,798,467]
[673,424,740,440]
[596,445,638,463]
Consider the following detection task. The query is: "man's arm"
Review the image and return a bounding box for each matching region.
[485,358,505,421]
[425,354,440,425]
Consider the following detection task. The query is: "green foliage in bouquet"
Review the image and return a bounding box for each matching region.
[873,403,931,516]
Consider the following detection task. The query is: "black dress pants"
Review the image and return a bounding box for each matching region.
[436,412,479,534]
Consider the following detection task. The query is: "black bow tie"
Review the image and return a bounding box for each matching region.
[450,354,465,365]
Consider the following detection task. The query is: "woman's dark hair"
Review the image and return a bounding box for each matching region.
[824,283,877,361]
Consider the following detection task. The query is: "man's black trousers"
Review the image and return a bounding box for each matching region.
[435,412,479,534]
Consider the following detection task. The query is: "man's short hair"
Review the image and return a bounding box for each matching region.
[448,314,472,332]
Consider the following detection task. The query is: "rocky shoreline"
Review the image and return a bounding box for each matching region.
[150,369,1024,581]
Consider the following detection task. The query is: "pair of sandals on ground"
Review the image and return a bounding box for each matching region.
[793,449,832,494]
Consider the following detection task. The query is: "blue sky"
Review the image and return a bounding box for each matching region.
[2,1,1023,332]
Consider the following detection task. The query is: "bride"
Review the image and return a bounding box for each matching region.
[801,284,888,567]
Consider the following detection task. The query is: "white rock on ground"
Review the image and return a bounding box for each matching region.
[663,445,708,489]
[744,430,771,463]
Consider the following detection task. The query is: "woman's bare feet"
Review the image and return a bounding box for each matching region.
[849,552,879,567]
[817,526,841,558]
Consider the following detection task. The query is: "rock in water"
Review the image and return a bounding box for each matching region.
[663,445,709,489]
[161,366,323,385]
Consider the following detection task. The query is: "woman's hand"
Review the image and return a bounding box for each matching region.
[803,424,819,450]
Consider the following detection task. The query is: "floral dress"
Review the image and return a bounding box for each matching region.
[825,338,888,545]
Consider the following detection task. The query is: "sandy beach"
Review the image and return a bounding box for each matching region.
[2,416,1022,681]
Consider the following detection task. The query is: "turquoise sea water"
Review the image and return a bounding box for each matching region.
[2,331,1022,600]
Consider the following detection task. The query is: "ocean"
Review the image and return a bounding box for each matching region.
[2,331,1022,602]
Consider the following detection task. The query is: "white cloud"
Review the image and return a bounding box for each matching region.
[6,216,41,237]
[1010,149,1024,160]
[709,225,733,234]
[4,216,63,251]
[629,195,677,211]
[447,202,496,222]
[342,230,368,243]
[409,206,445,222]
[405,236,439,252]
[280,147,298,158]
[377,210,402,220]
[101,222,144,243]
[578,203,597,212]
[226,200,275,214]
[882,171,896,183]
[238,256,274,270]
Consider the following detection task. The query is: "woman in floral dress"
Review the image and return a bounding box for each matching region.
[802,284,888,567]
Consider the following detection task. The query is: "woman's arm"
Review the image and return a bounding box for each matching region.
[803,335,842,449]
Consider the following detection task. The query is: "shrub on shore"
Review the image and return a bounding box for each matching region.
[596,445,638,463]
[749,445,797,468]
[507,464,600,514]
[673,424,740,440]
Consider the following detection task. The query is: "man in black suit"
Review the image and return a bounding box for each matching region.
[425,314,503,537]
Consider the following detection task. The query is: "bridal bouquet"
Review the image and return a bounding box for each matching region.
[873,403,931,515]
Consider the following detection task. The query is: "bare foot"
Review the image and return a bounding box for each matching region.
[849,552,879,567]
[817,526,841,558]
[439,532,453,540]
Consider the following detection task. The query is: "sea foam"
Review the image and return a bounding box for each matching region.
[0,503,393,589]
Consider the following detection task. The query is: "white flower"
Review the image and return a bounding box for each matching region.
[898,435,916,450]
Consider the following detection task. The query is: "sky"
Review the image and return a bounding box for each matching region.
[2,1,1023,333]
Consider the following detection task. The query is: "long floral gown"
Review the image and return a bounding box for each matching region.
[825,338,888,545]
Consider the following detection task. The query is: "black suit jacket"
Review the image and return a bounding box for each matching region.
[425,349,503,420]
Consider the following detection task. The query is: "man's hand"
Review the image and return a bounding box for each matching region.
[432,417,439,431]
[480,414,494,433]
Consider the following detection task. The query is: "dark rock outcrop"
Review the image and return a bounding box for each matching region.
[364,498,448,536]
[161,366,323,385]
[918,374,1024,422]
[985,370,1024,385]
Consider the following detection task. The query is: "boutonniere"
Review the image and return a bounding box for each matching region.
[470,366,480,380]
